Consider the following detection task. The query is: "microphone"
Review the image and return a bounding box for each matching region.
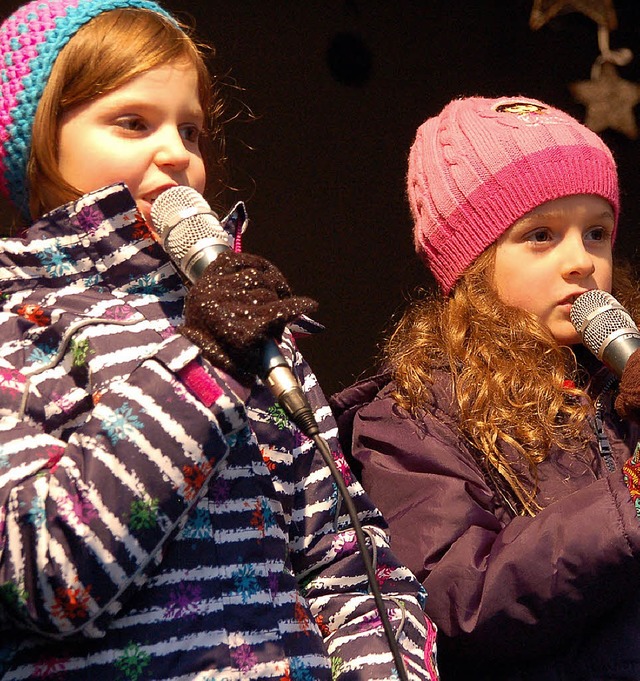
[570,289,640,377]
[150,186,319,437]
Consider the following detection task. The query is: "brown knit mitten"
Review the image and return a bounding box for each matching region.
[614,349,640,421]
[179,251,317,385]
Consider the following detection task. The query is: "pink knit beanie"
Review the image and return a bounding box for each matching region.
[408,96,619,294]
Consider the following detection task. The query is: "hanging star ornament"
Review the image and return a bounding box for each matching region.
[570,62,640,139]
[530,0,617,30]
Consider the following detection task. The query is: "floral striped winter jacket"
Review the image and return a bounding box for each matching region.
[0,183,438,680]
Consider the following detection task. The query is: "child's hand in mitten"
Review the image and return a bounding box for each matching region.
[614,349,640,421]
[178,251,317,385]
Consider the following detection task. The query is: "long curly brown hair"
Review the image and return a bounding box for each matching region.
[386,246,640,515]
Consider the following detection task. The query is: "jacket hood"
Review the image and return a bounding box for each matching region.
[329,372,392,466]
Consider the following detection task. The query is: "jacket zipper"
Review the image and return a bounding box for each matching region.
[593,375,618,473]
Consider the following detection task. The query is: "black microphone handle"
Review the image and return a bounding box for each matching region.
[260,339,320,436]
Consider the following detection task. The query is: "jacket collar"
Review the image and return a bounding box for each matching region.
[0,183,246,293]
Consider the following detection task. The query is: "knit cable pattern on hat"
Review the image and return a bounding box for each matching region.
[0,0,174,215]
[407,96,619,294]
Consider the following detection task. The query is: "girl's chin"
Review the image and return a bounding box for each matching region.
[546,318,581,346]
[551,331,582,346]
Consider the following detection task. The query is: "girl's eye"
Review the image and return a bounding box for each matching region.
[586,226,608,242]
[526,228,551,243]
[115,116,147,132]
[180,124,202,145]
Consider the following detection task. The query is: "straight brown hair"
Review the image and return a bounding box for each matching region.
[27,7,225,219]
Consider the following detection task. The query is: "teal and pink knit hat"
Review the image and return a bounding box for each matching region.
[0,0,174,214]
[407,96,619,294]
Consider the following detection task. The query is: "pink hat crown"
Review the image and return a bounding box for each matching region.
[408,96,619,294]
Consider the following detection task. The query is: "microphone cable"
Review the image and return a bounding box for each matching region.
[258,340,411,679]
[297,410,410,681]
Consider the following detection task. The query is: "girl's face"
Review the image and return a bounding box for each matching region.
[493,194,614,346]
[57,60,206,225]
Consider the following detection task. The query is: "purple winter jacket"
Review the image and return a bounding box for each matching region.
[0,184,439,680]
[331,364,640,680]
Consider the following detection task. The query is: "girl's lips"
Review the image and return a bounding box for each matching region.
[138,186,178,225]
[562,291,590,307]
[141,184,179,206]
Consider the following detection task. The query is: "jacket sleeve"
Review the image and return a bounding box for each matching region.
[0,335,246,639]
[260,334,439,681]
[351,390,640,664]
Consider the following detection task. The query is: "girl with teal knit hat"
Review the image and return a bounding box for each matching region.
[0,1,439,679]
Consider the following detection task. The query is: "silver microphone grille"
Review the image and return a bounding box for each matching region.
[570,289,638,357]
[150,186,230,262]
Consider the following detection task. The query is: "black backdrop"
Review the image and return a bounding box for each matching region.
[3,0,640,396]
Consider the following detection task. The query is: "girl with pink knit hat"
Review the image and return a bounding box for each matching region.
[332,95,640,680]
[0,1,439,679]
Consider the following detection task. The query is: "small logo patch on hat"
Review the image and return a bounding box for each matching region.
[494,101,547,115]
[492,101,559,127]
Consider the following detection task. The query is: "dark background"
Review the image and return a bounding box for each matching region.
[3,0,640,396]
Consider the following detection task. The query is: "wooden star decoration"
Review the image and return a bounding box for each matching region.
[570,62,640,139]
[530,0,617,30]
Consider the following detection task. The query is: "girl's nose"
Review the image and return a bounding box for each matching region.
[154,128,191,170]
[561,237,595,280]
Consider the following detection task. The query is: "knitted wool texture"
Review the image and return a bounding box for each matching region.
[0,0,174,214]
[408,96,620,294]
